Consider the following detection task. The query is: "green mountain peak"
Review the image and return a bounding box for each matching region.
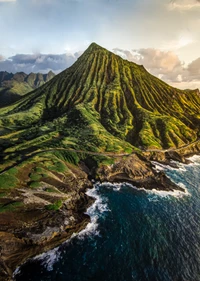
[0,44,199,150]
[87,42,104,51]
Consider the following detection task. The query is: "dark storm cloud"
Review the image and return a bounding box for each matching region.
[0,53,81,74]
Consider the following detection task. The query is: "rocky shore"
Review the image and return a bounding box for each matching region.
[0,140,199,281]
[0,166,93,281]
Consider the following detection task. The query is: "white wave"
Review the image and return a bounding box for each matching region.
[95,181,125,192]
[169,160,187,171]
[13,266,21,278]
[76,186,109,239]
[151,161,181,172]
[187,155,200,165]
[13,244,63,276]
[97,181,188,199]
[36,246,61,271]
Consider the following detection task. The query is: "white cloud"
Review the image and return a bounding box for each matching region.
[169,0,200,10]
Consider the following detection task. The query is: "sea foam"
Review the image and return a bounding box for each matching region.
[13,185,109,276]
[187,155,200,165]
[96,180,189,199]
[77,186,109,239]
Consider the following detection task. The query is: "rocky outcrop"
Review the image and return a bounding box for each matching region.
[143,140,200,165]
[0,166,93,281]
[95,153,184,192]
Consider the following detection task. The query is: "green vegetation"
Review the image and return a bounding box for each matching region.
[0,43,199,212]
[29,181,41,188]
[46,200,63,211]
[0,71,55,107]
[0,201,23,213]
[0,168,19,190]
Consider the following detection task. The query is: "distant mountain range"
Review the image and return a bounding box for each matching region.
[0,70,55,107]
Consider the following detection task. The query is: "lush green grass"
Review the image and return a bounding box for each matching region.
[46,200,63,211]
[0,168,19,190]
[29,181,41,188]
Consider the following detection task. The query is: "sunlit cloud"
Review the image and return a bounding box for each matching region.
[161,33,194,51]
[113,48,200,90]
[169,0,200,10]
[162,38,193,50]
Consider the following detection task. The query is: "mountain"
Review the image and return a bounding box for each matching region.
[0,43,199,148]
[0,41,200,194]
[0,70,55,107]
[0,43,199,280]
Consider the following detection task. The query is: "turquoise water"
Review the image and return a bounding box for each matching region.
[15,156,200,281]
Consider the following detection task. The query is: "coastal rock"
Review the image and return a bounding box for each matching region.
[95,153,183,191]
[0,166,93,281]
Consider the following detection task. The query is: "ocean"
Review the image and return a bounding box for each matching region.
[14,155,200,281]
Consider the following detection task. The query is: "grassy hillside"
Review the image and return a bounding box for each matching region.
[0,70,55,107]
[0,42,199,206]
[0,43,199,147]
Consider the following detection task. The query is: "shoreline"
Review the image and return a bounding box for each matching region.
[1,145,200,281]
[13,152,200,280]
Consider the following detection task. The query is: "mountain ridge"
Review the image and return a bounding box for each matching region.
[0,42,199,149]
[0,70,55,108]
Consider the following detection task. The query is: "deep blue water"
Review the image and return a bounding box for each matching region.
[15,156,200,281]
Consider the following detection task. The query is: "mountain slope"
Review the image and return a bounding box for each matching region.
[0,70,55,107]
[0,43,199,150]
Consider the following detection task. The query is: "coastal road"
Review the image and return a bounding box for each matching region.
[0,139,199,175]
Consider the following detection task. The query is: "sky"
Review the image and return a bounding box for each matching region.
[0,0,199,90]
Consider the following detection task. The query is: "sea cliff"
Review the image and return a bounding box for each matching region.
[0,141,199,281]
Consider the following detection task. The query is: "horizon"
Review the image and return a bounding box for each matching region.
[0,0,199,90]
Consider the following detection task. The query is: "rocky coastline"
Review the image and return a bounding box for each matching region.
[0,141,200,281]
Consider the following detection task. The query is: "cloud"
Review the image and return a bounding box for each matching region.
[113,48,184,82]
[169,0,200,10]
[0,48,199,90]
[185,57,200,81]
[113,48,200,89]
[0,53,79,74]
[162,35,194,51]
[0,0,16,2]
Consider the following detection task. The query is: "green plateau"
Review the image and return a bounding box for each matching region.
[0,43,199,281]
